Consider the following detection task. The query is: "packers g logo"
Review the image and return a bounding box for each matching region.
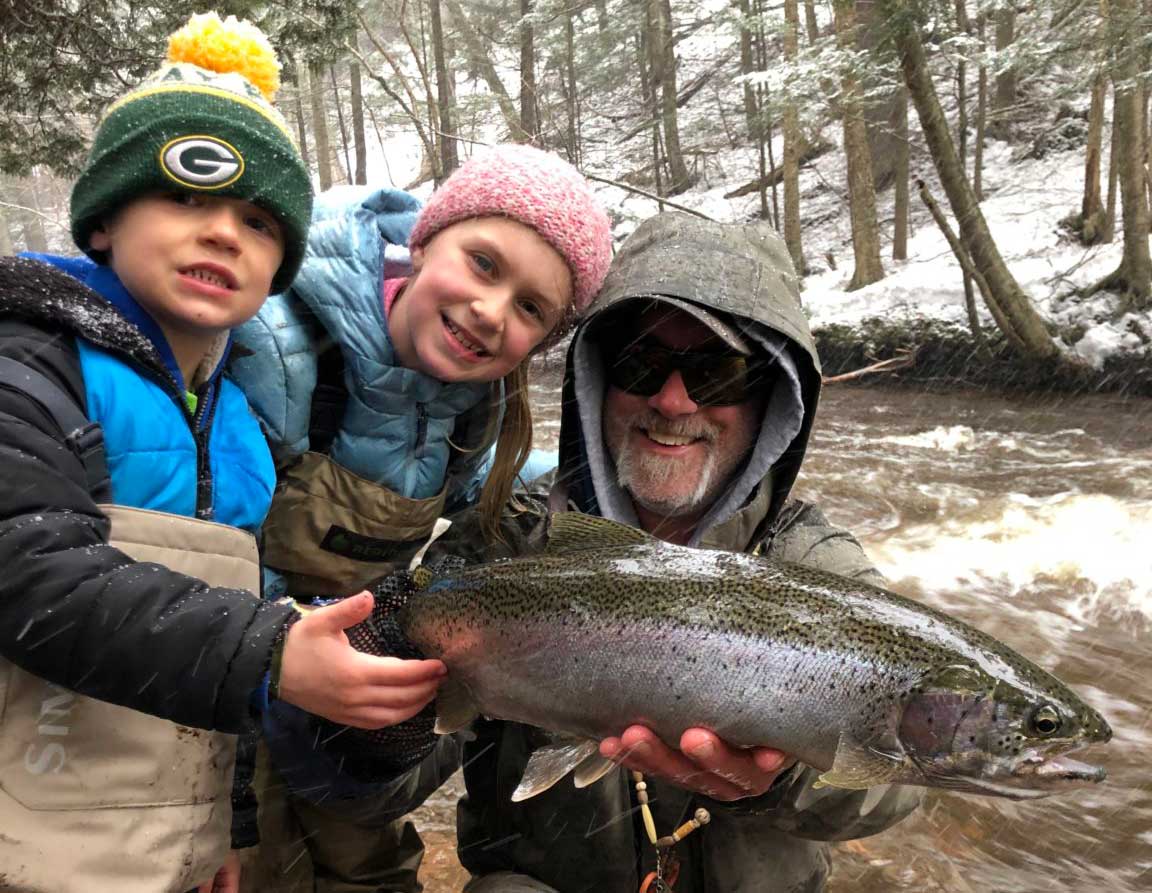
[159,136,245,189]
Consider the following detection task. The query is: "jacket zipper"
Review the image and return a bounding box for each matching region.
[414,403,428,454]
[138,360,217,520]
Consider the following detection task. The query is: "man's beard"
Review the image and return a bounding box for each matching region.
[608,411,734,518]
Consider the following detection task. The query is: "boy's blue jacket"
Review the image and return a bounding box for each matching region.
[0,254,291,733]
[26,254,275,529]
[232,185,494,506]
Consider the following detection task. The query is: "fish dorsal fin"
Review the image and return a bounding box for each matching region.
[545,513,654,555]
[573,751,617,790]
[511,739,600,802]
[433,676,480,735]
[814,731,905,790]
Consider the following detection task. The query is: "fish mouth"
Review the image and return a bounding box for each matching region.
[1009,750,1108,785]
[914,741,1108,800]
[989,743,1108,799]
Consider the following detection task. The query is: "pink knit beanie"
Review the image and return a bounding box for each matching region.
[409,144,613,314]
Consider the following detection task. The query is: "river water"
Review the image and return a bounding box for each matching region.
[412,382,1152,892]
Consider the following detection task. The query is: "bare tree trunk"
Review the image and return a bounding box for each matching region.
[783,0,804,271]
[596,0,610,31]
[1082,73,1108,242]
[974,13,987,201]
[649,0,691,193]
[766,104,780,228]
[289,63,311,170]
[564,9,581,163]
[414,0,443,180]
[754,1,775,225]
[991,7,1016,136]
[883,0,1060,359]
[1105,99,1119,242]
[350,61,367,185]
[804,0,820,43]
[1097,0,1152,307]
[309,60,333,191]
[1080,0,1109,242]
[955,0,978,327]
[447,0,526,141]
[836,0,884,290]
[330,66,352,185]
[955,0,969,169]
[736,0,758,140]
[520,0,539,142]
[430,0,459,178]
[858,0,902,191]
[636,26,665,200]
[893,86,909,261]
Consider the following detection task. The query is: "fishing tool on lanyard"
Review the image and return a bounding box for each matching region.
[633,771,710,893]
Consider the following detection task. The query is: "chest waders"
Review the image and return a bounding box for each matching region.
[0,357,260,892]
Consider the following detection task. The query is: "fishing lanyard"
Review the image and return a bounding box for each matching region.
[633,771,711,893]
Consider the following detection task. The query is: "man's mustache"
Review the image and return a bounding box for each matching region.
[627,411,719,445]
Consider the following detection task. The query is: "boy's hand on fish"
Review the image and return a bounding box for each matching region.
[277,591,448,729]
[600,725,796,802]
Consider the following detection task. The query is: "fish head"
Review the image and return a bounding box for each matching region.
[897,663,1112,800]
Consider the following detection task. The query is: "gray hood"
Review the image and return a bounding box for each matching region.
[555,212,823,545]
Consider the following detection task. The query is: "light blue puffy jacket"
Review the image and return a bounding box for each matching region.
[231,186,496,506]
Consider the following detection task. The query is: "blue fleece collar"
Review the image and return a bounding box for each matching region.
[23,253,232,395]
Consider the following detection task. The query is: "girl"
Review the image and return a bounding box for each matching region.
[230,143,612,890]
[234,144,611,594]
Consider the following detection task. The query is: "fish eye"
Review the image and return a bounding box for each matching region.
[1027,704,1063,737]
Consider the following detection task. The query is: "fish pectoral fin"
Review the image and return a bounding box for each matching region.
[433,677,479,735]
[511,739,601,802]
[859,783,892,817]
[545,513,654,554]
[815,732,904,790]
[573,752,617,790]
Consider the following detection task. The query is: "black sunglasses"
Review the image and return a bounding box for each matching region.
[606,341,771,406]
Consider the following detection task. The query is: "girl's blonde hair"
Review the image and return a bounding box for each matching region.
[477,362,534,543]
[474,301,580,542]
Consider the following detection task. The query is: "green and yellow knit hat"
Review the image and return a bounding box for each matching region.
[70,12,312,293]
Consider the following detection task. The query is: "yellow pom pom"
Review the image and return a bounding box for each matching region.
[167,12,281,103]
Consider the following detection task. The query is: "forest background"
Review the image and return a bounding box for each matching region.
[2,0,1151,392]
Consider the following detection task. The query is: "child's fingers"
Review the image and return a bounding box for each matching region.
[346,678,443,711]
[338,699,437,730]
[357,655,447,685]
[304,591,374,633]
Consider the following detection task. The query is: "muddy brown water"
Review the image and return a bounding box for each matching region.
[412,382,1152,892]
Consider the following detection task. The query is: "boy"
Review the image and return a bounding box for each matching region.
[0,14,444,892]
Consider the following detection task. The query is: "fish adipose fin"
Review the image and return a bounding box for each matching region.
[434,677,480,734]
[512,739,603,802]
[545,513,654,555]
[815,731,905,790]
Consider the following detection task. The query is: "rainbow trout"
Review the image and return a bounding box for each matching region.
[389,514,1111,802]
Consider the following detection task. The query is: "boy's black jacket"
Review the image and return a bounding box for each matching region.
[0,256,292,733]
